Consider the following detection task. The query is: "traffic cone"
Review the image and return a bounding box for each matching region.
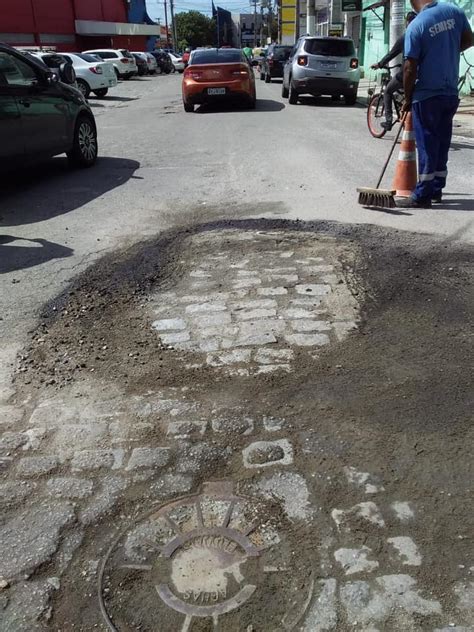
[392,112,418,197]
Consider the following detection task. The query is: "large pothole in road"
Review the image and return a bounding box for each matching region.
[5,221,473,631]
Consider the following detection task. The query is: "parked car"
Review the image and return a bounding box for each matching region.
[132,53,148,76]
[26,51,79,90]
[149,50,173,74]
[58,52,117,98]
[260,44,292,82]
[0,43,98,168]
[282,36,360,105]
[182,48,256,112]
[82,49,137,80]
[168,52,185,73]
[132,52,158,74]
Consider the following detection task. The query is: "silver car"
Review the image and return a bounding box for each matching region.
[282,36,360,106]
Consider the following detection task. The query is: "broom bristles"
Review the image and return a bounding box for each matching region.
[357,187,396,209]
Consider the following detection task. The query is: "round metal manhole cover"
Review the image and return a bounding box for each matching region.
[98,481,314,631]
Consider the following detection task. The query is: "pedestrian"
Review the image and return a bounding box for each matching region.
[396,0,473,209]
[243,45,253,61]
[371,11,417,130]
[182,47,191,67]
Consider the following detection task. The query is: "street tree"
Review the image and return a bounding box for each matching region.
[174,11,215,50]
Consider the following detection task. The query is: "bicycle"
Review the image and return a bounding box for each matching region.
[367,64,404,138]
[458,52,474,95]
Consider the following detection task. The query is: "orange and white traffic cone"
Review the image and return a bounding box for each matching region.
[392,112,418,197]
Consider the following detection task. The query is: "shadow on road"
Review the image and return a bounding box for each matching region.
[196,99,284,113]
[0,157,140,227]
[90,95,140,102]
[297,95,365,108]
[0,236,73,273]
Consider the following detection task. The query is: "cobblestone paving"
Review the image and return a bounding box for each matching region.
[0,229,472,630]
[149,231,359,375]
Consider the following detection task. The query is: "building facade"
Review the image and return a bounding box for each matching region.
[0,0,161,52]
[232,13,264,47]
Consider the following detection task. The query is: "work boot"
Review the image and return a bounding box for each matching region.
[395,196,432,209]
[381,119,393,131]
[432,192,442,203]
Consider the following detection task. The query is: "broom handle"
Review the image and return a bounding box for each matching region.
[375,112,408,189]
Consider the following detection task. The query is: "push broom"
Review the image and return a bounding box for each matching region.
[357,112,407,208]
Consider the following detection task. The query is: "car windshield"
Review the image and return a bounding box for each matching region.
[271,46,292,60]
[94,51,117,59]
[190,49,243,65]
[304,38,355,57]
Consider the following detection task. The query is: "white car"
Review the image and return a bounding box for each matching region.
[132,52,158,74]
[28,51,79,90]
[59,53,117,98]
[82,49,137,80]
[168,52,185,73]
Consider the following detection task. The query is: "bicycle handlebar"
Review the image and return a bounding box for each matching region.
[461,52,474,68]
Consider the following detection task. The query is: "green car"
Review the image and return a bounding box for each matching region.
[0,43,98,170]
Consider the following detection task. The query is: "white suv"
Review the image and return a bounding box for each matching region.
[59,53,117,98]
[82,49,137,80]
[282,36,360,106]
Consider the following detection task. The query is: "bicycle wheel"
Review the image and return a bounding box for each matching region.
[367,93,387,138]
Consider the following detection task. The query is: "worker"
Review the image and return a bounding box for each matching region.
[371,11,417,130]
[396,0,473,209]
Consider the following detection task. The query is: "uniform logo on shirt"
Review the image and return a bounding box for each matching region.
[429,18,456,37]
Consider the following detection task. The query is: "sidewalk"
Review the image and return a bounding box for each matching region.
[358,79,474,139]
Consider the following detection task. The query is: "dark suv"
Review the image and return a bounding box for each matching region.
[0,43,98,169]
[260,44,292,83]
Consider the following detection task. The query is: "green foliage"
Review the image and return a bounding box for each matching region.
[174,11,216,49]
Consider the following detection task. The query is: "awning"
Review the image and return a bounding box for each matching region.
[363,0,387,10]
[75,20,161,37]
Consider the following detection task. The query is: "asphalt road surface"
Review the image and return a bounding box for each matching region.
[0,74,473,631]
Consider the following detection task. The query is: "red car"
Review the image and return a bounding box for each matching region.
[182,48,256,112]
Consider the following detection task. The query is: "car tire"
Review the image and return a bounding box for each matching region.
[76,79,90,99]
[247,92,257,109]
[260,71,265,81]
[114,67,120,79]
[123,75,131,80]
[281,81,289,98]
[93,88,108,98]
[288,80,299,104]
[265,72,271,83]
[67,115,98,168]
[183,101,194,112]
[345,92,358,106]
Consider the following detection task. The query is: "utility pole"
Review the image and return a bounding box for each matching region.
[169,0,177,51]
[253,0,258,46]
[306,0,315,35]
[163,0,170,48]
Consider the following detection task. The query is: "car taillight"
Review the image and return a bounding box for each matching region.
[89,65,103,74]
[297,55,308,66]
[121,58,129,63]
[231,64,249,76]
[268,59,274,66]
[350,58,359,69]
[185,68,202,79]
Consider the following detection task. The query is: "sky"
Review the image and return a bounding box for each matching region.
[146,0,258,24]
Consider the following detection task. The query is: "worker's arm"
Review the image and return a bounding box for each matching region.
[403,57,418,111]
[372,35,404,69]
[460,27,473,52]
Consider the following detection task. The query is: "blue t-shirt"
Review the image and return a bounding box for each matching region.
[404,1,471,102]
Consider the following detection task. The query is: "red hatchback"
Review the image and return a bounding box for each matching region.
[182,48,256,112]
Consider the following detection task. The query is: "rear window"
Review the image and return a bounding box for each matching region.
[95,51,118,59]
[190,49,243,65]
[304,38,355,57]
[119,49,133,59]
[39,54,67,68]
[271,46,292,60]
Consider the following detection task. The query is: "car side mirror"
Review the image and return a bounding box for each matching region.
[58,62,76,85]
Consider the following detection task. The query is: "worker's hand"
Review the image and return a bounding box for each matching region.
[371,63,379,69]
[401,99,412,113]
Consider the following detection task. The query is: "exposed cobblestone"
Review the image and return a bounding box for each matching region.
[47,477,94,499]
[16,455,59,477]
[71,448,124,471]
[0,431,28,451]
[0,405,24,427]
[126,447,170,470]
[0,481,37,507]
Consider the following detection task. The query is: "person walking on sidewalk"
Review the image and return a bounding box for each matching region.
[396,0,473,209]
[371,11,417,131]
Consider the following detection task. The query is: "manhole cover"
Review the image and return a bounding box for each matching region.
[99,482,314,631]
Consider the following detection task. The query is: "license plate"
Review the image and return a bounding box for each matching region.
[208,87,226,95]
[322,63,337,69]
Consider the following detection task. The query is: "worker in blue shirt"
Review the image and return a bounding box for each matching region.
[396,0,473,209]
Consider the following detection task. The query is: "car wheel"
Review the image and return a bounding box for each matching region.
[260,71,265,81]
[123,74,131,80]
[265,72,271,83]
[114,67,120,79]
[281,81,289,98]
[183,100,194,112]
[76,79,90,99]
[246,92,257,109]
[67,115,98,168]
[345,92,358,106]
[288,80,299,104]
[93,88,108,98]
